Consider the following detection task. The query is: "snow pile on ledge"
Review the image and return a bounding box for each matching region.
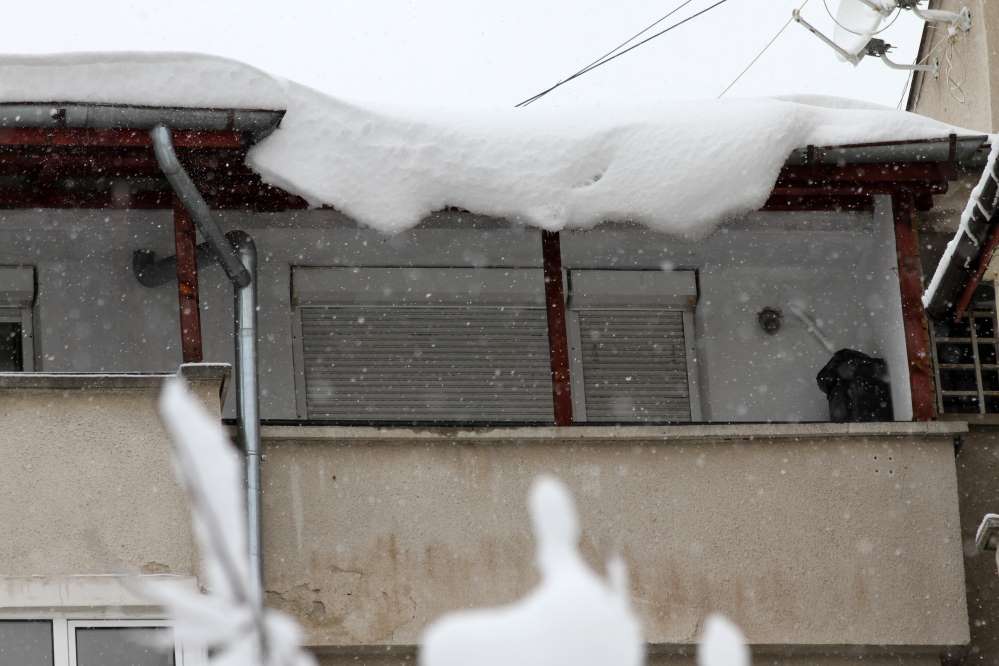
[0,53,969,235]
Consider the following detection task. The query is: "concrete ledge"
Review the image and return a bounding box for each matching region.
[0,362,230,396]
[259,420,967,443]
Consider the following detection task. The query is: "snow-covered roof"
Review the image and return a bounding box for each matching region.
[0,53,976,235]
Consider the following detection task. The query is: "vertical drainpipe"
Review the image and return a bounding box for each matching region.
[147,124,264,597]
[229,230,263,601]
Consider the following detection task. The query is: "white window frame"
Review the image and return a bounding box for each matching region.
[566,269,702,423]
[67,618,190,666]
[0,576,205,666]
[0,614,204,666]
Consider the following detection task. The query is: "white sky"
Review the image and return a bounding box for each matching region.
[1,0,925,109]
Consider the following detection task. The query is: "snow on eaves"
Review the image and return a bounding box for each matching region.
[0,53,972,235]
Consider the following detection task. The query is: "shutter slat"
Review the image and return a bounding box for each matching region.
[302,305,553,421]
[577,309,692,422]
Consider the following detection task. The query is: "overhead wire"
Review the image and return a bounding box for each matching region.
[718,0,811,98]
[515,0,735,108]
[546,0,701,98]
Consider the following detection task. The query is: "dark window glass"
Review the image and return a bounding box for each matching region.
[0,620,53,666]
[975,315,996,338]
[936,317,972,338]
[943,394,980,413]
[940,367,978,391]
[75,627,175,666]
[0,322,22,371]
[937,342,974,364]
[981,343,998,365]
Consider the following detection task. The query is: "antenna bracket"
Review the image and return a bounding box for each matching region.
[912,6,972,33]
[792,10,862,65]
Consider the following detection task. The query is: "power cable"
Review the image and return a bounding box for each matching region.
[552,0,701,97]
[718,0,811,98]
[515,0,735,108]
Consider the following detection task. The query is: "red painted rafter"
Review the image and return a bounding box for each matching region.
[541,230,573,426]
[0,127,245,149]
[777,162,950,191]
[893,189,937,421]
[173,201,204,363]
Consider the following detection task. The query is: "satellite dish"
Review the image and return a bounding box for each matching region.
[793,0,972,75]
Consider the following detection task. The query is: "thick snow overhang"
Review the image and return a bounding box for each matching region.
[0,100,985,221]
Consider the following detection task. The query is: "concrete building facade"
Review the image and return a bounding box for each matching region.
[0,45,995,665]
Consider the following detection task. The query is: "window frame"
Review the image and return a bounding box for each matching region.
[67,618,187,666]
[290,266,551,422]
[0,614,203,666]
[0,265,36,372]
[290,265,703,424]
[0,577,205,666]
[565,269,701,423]
[0,304,35,371]
[930,281,999,417]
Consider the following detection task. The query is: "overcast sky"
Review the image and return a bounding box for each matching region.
[1,0,925,109]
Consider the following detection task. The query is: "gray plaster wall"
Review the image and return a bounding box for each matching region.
[0,206,908,422]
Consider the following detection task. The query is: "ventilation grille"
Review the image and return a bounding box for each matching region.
[301,306,554,421]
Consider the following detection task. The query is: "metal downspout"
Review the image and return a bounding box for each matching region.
[230,230,263,602]
[147,125,263,598]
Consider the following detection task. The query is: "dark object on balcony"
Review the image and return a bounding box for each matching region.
[816,349,894,422]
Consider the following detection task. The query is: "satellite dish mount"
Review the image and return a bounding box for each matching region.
[793,0,971,76]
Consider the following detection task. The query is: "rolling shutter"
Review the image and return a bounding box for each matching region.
[300,305,554,421]
[574,309,692,422]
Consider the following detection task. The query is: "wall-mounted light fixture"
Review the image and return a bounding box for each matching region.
[758,307,783,335]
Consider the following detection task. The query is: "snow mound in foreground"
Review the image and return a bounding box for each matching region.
[699,614,750,666]
[0,53,970,235]
[420,475,645,666]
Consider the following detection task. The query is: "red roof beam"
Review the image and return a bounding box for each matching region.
[0,127,246,150]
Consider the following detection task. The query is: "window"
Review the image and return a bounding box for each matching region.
[931,282,999,415]
[0,619,189,666]
[0,266,35,372]
[293,266,701,424]
[293,267,554,422]
[567,270,701,423]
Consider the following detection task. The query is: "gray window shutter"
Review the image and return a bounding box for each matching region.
[575,309,692,422]
[301,306,554,421]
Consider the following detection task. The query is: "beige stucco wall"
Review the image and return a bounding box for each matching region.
[259,423,970,658]
[911,0,995,132]
[0,365,225,580]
